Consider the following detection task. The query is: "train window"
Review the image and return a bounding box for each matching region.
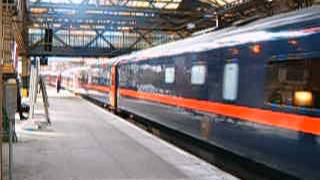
[191,65,206,85]
[265,59,320,109]
[223,63,239,101]
[165,67,175,84]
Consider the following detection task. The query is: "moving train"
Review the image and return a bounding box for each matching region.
[49,7,320,180]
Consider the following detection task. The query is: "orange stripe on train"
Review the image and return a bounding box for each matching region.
[83,84,110,93]
[119,88,320,136]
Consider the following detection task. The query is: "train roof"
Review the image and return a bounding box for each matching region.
[115,6,320,63]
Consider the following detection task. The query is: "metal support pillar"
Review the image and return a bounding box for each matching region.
[0,1,16,179]
[21,57,30,98]
[1,3,5,180]
[0,1,3,180]
[3,79,16,180]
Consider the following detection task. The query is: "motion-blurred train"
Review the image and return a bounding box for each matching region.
[47,7,320,180]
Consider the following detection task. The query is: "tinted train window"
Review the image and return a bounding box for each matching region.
[165,67,175,84]
[223,63,239,101]
[266,59,320,109]
[191,65,206,85]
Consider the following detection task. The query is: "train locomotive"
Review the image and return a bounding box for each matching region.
[56,7,320,180]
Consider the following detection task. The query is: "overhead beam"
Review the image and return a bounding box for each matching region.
[28,2,205,33]
[27,27,183,57]
[29,2,195,15]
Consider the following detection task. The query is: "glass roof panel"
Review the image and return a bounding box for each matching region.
[199,0,239,7]
[71,0,84,4]
[41,0,70,3]
[35,0,184,9]
[164,2,180,9]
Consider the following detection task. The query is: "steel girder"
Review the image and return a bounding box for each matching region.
[29,2,202,31]
[28,0,286,57]
[27,0,207,57]
[27,46,135,57]
[27,26,183,57]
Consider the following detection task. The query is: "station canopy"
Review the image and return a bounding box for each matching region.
[27,0,261,57]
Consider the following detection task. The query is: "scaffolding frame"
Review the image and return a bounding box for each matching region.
[0,1,16,180]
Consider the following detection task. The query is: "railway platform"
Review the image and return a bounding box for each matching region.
[13,87,238,180]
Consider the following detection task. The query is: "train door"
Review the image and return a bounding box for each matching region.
[109,63,118,109]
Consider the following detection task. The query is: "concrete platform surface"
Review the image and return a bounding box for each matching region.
[14,88,239,180]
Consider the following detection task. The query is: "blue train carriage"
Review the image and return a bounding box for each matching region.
[114,6,320,180]
[77,60,114,106]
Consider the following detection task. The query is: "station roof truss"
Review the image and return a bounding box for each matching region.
[27,0,316,57]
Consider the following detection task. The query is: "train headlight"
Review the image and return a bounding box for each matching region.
[294,91,313,107]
